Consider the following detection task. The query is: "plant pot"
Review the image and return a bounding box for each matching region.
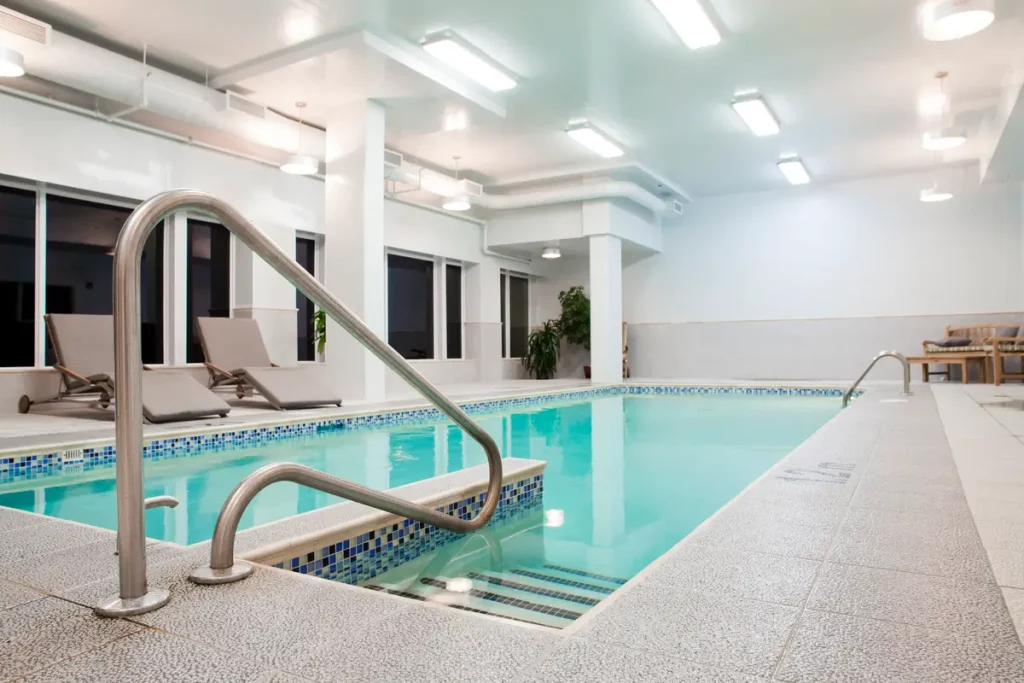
[584,365,592,379]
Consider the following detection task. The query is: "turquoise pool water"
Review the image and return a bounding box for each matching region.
[0,394,837,568]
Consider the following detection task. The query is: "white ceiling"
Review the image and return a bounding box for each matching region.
[6,0,1024,196]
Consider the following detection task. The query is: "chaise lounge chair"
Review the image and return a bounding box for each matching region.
[18,314,231,423]
[196,317,342,409]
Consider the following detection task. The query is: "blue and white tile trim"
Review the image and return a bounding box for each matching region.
[271,473,544,585]
[0,384,858,484]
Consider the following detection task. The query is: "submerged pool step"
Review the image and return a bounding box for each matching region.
[541,564,628,586]
[362,564,625,629]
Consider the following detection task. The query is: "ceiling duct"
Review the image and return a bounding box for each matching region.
[0,6,51,45]
[383,149,404,175]
[474,180,670,215]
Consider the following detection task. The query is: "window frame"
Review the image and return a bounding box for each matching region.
[295,231,324,363]
[501,269,530,360]
[184,216,234,364]
[384,249,466,362]
[0,179,175,370]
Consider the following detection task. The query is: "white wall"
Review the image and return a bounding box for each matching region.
[622,168,1024,380]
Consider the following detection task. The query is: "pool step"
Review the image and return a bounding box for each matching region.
[364,564,625,629]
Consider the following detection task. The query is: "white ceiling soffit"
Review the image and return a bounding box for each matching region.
[489,160,692,204]
[475,180,669,215]
[978,69,1024,184]
[210,27,507,119]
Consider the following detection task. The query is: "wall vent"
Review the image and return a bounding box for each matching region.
[225,91,267,119]
[0,6,51,45]
[672,200,685,215]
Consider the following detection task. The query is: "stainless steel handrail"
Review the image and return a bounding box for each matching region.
[96,189,502,617]
[842,350,912,408]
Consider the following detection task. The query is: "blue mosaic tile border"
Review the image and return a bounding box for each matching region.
[272,473,543,584]
[0,383,856,485]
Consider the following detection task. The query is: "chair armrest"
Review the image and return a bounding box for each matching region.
[204,361,235,378]
[55,364,92,385]
[271,362,279,368]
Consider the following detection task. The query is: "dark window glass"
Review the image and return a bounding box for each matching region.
[387,254,434,359]
[296,237,316,361]
[45,195,163,364]
[508,274,528,358]
[186,219,230,363]
[446,263,462,359]
[500,273,507,358]
[0,186,36,367]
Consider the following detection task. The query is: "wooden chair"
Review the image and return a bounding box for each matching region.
[919,324,1007,384]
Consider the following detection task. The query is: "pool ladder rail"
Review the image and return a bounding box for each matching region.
[96,189,503,618]
[842,350,912,408]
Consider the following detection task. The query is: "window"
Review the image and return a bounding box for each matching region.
[0,186,36,367]
[45,194,164,364]
[387,254,434,359]
[186,219,231,363]
[296,236,317,362]
[502,271,528,358]
[445,263,462,359]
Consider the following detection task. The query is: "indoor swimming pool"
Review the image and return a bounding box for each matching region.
[0,392,838,566]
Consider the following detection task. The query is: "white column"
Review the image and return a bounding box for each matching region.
[589,233,622,383]
[465,259,502,381]
[165,213,189,365]
[324,100,387,402]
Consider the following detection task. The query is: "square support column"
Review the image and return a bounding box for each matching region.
[589,234,622,383]
[324,101,387,402]
[465,259,502,381]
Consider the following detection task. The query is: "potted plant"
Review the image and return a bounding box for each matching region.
[312,309,327,355]
[523,320,561,379]
[557,286,592,377]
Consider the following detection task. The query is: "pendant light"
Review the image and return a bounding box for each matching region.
[0,45,25,78]
[921,73,967,151]
[280,102,318,175]
[920,0,995,41]
[443,156,471,211]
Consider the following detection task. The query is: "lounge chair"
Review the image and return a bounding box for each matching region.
[18,314,230,423]
[196,317,342,409]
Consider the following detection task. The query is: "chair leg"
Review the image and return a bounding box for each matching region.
[994,354,1004,386]
[960,360,969,384]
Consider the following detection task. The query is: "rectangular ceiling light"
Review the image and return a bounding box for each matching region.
[566,121,625,158]
[731,93,780,136]
[650,0,721,49]
[778,157,811,185]
[422,30,517,92]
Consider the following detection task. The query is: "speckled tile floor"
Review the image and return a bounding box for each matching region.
[0,384,1022,681]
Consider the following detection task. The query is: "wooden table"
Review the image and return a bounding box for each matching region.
[907,353,990,383]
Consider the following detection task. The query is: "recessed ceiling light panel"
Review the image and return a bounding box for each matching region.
[422,30,517,92]
[920,0,995,41]
[731,93,780,136]
[649,0,721,49]
[777,157,811,185]
[566,121,624,158]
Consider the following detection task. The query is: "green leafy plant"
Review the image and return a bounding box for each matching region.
[558,285,590,350]
[523,320,560,379]
[312,309,327,355]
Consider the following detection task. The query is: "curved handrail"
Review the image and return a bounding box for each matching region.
[98,189,502,615]
[842,350,912,408]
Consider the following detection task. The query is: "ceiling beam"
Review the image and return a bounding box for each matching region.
[210,28,361,89]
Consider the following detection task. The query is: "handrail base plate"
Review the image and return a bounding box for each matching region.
[94,588,170,617]
[190,560,254,585]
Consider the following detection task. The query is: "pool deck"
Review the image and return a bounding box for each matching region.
[1,381,1023,681]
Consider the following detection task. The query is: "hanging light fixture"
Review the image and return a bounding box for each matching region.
[0,45,25,78]
[920,0,995,41]
[443,156,471,211]
[280,102,318,175]
[921,73,967,150]
[542,245,562,259]
[920,186,954,202]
